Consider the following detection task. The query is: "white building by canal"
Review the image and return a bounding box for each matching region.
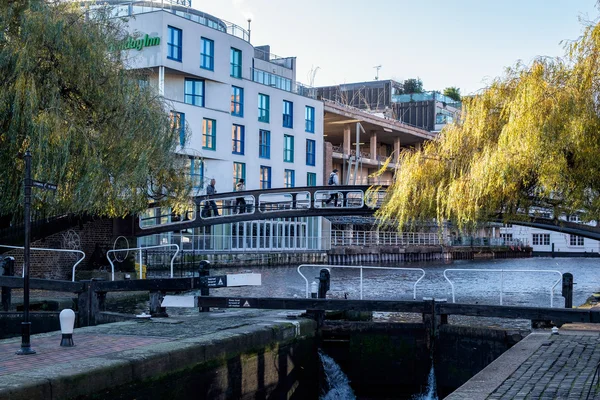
[94,0,326,253]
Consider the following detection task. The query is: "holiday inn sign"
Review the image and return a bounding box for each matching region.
[111,34,161,51]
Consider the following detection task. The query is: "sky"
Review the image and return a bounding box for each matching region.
[194,0,599,95]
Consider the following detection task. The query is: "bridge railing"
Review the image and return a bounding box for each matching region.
[331,230,444,247]
[443,269,563,307]
[297,264,425,300]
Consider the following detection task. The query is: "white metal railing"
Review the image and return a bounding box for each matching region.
[106,244,179,281]
[0,244,86,282]
[297,264,425,300]
[443,269,563,307]
[331,230,444,247]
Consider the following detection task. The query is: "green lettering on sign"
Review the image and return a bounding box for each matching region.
[110,34,161,52]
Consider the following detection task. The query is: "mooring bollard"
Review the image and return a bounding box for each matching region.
[562,273,573,309]
[1,256,15,312]
[59,309,76,347]
[198,260,210,312]
[310,281,318,299]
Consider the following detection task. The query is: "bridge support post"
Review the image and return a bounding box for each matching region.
[1,257,14,311]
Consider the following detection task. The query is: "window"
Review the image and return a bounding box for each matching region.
[184,78,204,106]
[170,111,185,147]
[305,106,315,132]
[283,100,293,128]
[167,26,182,62]
[532,233,550,246]
[306,139,316,166]
[200,37,214,70]
[230,48,242,78]
[568,214,581,222]
[260,166,271,189]
[232,124,245,155]
[231,86,243,117]
[284,169,295,188]
[259,129,270,159]
[569,235,584,246]
[307,172,317,187]
[202,118,216,150]
[258,94,270,123]
[284,134,294,162]
[233,162,246,189]
[189,157,203,192]
[500,233,512,243]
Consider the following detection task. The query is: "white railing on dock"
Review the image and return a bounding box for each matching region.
[0,244,86,282]
[330,230,444,247]
[443,269,563,307]
[297,264,425,300]
[106,244,179,281]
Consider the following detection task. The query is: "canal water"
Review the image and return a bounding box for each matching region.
[207,257,599,308]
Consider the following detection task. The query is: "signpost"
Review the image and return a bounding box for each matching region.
[16,150,57,355]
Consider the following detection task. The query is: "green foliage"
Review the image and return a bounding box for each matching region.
[402,78,424,94]
[378,20,600,232]
[0,0,191,220]
[443,87,461,102]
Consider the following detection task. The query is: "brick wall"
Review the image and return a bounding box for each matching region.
[4,219,115,280]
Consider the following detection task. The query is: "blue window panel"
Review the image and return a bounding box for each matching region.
[305,106,315,133]
[231,86,244,117]
[233,162,246,189]
[306,139,316,166]
[258,93,270,123]
[167,26,182,62]
[232,124,245,155]
[307,172,316,187]
[259,129,270,159]
[230,48,242,78]
[284,169,295,188]
[202,118,216,150]
[200,37,214,70]
[283,134,294,163]
[184,78,204,107]
[260,166,271,189]
[190,157,203,192]
[283,100,293,128]
[171,111,185,147]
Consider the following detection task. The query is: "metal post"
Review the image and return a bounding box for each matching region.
[562,273,573,309]
[1,257,14,311]
[199,260,210,312]
[500,270,504,306]
[17,150,35,355]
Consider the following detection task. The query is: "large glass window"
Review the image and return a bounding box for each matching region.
[230,47,242,78]
[284,134,294,162]
[306,139,316,166]
[170,111,185,147]
[189,157,203,192]
[283,100,293,128]
[232,124,245,155]
[200,37,214,70]
[167,26,182,62]
[307,172,317,187]
[305,106,315,133]
[231,86,244,117]
[260,166,271,189]
[233,162,246,189]
[258,93,270,123]
[202,118,216,150]
[184,78,204,106]
[284,169,295,188]
[259,129,270,159]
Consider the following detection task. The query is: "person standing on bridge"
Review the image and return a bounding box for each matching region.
[325,169,339,207]
[235,178,246,214]
[203,178,219,217]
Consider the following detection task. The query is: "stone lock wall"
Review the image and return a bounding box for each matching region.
[4,219,115,280]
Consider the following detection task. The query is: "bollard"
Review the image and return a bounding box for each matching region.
[562,273,573,309]
[318,269,330,299]
[59,309,76,347]
[310,281,318,299]
[198,260,210,312]
[1,257,15,312]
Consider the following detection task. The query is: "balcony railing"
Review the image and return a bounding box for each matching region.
[331,145,392,162]
[250,68,316,99]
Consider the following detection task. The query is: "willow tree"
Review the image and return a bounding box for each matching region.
[0,1,190,221]
[377,20,600,232]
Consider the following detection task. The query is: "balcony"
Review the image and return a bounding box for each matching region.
[250,68,316,99]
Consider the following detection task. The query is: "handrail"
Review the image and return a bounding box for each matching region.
[297,264,425,300]
[443,269,562,307]
[0,244,85,282]
[106,244,180,281]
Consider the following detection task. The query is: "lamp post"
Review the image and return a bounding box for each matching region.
[16,150,35,355]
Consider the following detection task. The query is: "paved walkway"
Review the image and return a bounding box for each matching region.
[446,328,600,399]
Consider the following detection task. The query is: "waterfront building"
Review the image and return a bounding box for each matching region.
[93,0,325,253]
